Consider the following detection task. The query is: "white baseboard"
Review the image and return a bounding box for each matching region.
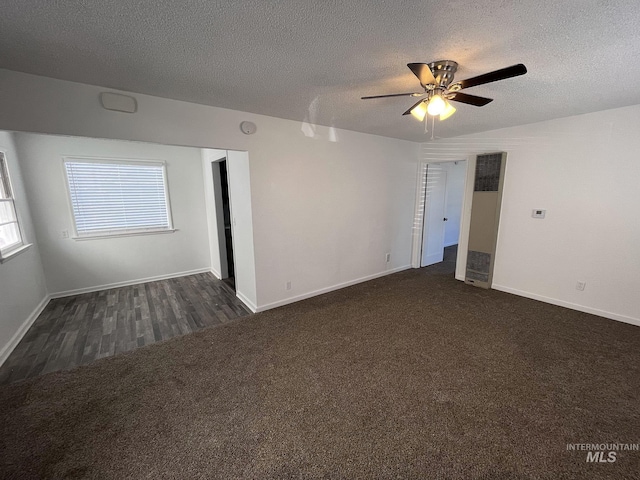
[255,265,412,313]
[236,291,257,313]
[492,284,640,328]
[0,294,51,367]
[210,268,222,280]
[50,268,213,299]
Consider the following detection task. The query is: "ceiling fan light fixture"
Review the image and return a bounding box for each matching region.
[439,101,456,121]
[362,61,527,127]
[410,101,427,121]
[427,94,446,116]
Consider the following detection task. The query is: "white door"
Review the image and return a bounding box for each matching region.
[421,164,448,267]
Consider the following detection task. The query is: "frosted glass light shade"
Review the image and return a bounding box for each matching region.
[440,101,456,120]
[410,101,427,121]
[427,95,446,116]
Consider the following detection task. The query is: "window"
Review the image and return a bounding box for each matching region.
[0,152,26,261]
[64,158,174,238]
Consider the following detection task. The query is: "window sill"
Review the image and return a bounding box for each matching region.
[0,243,33,264]
[72,229,177,241]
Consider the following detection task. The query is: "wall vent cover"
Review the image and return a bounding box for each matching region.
[466,251,491,283]
[465,152,507,289]
[474,153,502,192]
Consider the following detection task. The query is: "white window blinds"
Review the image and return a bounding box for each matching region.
[64,159,173,237]
[0,153,25,256]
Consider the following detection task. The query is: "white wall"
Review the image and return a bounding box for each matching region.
[0,69,419,311]
[0,131,48,364]
[13,133,211,295]
[249,129,417,310]
[0,67,635,335]
[442,161,467,247]
[422,104,640,326]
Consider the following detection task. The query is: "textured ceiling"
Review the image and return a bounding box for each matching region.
[1,0,640,142]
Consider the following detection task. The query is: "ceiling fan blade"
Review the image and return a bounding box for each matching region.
[402,99,426,116]
[407,63,437,88]
[457,64,527,90]
[361,92,422,100]
[449,92,493,106]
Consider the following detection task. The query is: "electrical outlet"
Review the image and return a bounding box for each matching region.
[286,281,291,291]
[576,281,586,291]
[61,229,69,239]
[385,253,391,263]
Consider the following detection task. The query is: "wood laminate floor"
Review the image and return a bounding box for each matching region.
[0,273,251,385]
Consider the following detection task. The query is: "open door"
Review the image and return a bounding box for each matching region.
[217,160,236,290]
[209,159,237,290]
[421,164,448,267]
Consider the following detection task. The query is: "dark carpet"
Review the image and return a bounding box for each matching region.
[1,258,639,479]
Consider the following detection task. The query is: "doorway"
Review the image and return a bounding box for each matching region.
[211,159,236,290]
[202,148,257,311]
[420,160,467,272]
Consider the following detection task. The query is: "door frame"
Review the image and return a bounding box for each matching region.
[411,155,475,281]
[203,151,230,279]
[201,148,258,312]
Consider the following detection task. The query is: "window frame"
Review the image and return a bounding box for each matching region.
[62,156,175,240]
[0,151,28,263]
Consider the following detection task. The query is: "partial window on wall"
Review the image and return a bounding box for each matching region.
[64,158,174,239]
[0,152,26,261]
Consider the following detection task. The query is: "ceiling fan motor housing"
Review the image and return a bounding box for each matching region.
[427,60,458,88]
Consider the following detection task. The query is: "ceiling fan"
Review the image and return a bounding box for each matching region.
[361,61,527,121]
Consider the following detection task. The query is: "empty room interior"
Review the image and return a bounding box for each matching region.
[0,1,639,478]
